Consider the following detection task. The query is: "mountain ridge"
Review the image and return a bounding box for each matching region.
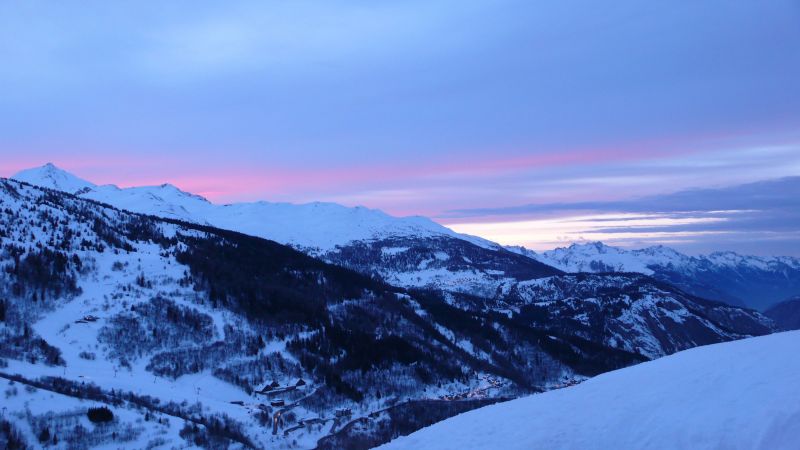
[509,241,800,310]
[11,163,497,253]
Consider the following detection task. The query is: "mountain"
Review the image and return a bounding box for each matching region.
[509,241,800,310]
[500,273,772,359]
[11,164,562,298]
[380,331,800,450]
[12,162,95,194]
[10,163,491,252]
[0,177,775,449]
[508,241,685,274]
[764,296,800,330]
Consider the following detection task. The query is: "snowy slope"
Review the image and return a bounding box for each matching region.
[11,163,495,253]
[381,331,800,450]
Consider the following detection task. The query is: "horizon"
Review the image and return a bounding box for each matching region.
[1,1,799,255]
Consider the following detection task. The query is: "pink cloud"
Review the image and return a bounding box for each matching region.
[2,124,797,219]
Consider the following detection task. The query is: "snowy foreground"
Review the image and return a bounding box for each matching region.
[381,331,800,450]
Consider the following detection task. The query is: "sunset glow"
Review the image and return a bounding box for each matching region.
[1,0,798,254]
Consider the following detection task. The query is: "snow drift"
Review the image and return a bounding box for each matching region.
[381,331,800,450]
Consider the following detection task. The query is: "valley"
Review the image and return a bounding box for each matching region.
[0,167,794,449]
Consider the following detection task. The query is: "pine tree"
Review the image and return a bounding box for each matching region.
[38,426,50,443]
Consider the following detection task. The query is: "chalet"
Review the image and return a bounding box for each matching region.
[270,399,285,407]
[257,380,282,394]
[335,408,352,418]
[295,378,307,387]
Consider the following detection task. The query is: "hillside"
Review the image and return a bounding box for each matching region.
[764,296,800,330]
[501,273,772,358]
[381,331,800,450]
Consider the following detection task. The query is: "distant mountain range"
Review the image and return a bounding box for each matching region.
[508,241,800,310]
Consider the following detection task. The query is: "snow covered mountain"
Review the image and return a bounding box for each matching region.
[508,242,684,274]
[12,164,560,297]
[500,273,772,359]
[510,241,800,310]
[12,162,96,195]
[0,177,775,449]
[380,331,800,450]
[11,163,493,252]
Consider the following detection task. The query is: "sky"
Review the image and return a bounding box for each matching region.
[1,0,799,254]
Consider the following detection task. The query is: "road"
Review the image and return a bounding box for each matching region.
[271,386,320,435]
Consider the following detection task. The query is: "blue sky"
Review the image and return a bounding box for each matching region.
[1,0,799,254]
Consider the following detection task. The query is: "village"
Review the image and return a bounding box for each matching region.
[68,310,582,444]
[227,377,355,438]
[437,375,505,401]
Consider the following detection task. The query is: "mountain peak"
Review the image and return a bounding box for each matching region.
[154,183,210,203]
[564,241,615,254]
[11,163,96,194]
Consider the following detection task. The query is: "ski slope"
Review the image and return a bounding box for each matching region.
[381,331,800,450]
